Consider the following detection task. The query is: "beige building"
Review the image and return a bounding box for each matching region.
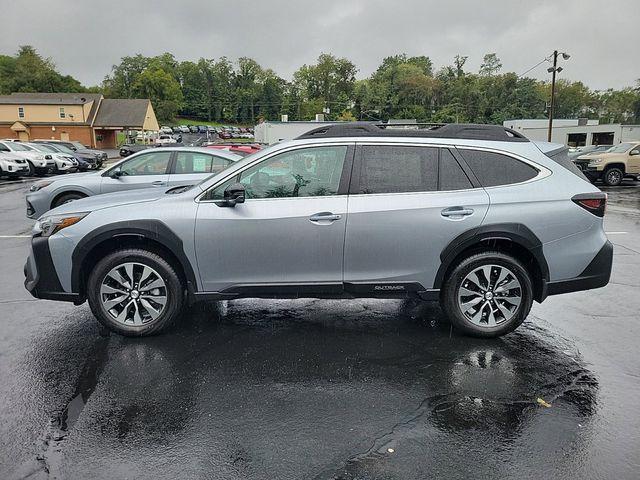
[0,92,159,148]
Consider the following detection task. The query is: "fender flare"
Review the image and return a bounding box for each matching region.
[433,222,549,289]
[70,220,198,295]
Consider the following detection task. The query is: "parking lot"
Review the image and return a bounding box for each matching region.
[1,176,639,479]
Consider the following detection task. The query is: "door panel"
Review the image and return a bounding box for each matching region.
[194,197,348,292]
[194,144,352,292]
[628,148,640,174]
[344,190,489,289]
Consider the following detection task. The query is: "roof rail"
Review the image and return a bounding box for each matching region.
[296,122,529,142]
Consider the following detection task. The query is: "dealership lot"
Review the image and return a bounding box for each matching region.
[1,178,639,479]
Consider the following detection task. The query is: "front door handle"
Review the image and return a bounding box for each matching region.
[151,180,166,186]
[309,212,342,223]
[441,207,474,218]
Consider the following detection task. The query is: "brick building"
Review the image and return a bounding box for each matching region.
[0,92,159,148]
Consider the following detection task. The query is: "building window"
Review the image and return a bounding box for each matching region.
[59,107,66,119]
[18,107,24,119]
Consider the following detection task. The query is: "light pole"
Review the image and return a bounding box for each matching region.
[547,50,570,142]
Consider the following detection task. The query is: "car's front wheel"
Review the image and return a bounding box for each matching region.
[441,251,533,338]
[87,249,184,336]
[603,167,624,186]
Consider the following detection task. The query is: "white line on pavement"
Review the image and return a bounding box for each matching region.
[605,232,628,234]
[0,235,30,238]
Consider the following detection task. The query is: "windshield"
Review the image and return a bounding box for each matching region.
[50,144,75,154]
[609,143,633,153]
[30,143,57,153]
[194,147,270,187]
[10,142,31,151]
[70,141,85,149]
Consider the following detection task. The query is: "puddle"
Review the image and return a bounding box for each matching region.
[32,335,111,478]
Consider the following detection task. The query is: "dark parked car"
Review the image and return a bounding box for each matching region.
[189,125,199,133]
[33,139,107,167]
[172,126,182,134]
[37,142,99,171]
[197,125,209,133]
[119,144,152,157]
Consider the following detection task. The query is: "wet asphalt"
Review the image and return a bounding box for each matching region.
[0,176,639,479]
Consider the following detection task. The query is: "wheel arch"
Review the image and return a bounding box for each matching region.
[71,220,198,300]
[50,187,93,209]
[604,162,626,173]
[434,223,549,302]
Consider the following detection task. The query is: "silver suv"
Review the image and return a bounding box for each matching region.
[24,123,613,338]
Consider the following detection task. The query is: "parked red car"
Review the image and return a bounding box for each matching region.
[205,143,262,157]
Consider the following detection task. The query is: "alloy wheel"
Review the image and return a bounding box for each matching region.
[457,264,522,328]
[100,262,167,326]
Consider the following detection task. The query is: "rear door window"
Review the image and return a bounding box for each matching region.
[354,145,438,194]
[174,152,231,174]
[459,149,539,187]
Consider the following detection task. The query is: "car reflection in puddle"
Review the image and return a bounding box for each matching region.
[25,299,598,479]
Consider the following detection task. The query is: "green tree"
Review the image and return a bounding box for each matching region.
[479,53,502,76]
[131,67,183,122]
[0,46,84,94]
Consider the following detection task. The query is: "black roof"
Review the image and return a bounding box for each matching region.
[296,122,529,142]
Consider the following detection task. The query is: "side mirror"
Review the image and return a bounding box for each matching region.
[221,183,245,207]
[110,168,123,179]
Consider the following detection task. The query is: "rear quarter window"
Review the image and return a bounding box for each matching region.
[459,149,539,187]
[545,147,589,181]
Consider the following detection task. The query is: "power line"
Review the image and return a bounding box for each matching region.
[518,56,552,78]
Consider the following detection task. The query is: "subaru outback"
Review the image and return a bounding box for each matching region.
[24,123,613,338]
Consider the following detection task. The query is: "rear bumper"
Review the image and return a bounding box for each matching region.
[544,240,613,297]
[24,236,83,303]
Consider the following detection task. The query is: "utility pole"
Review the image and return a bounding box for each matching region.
[547,51,558,142]
[547,50,570,142]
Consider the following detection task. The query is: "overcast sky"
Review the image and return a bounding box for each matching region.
[2,0,638,90]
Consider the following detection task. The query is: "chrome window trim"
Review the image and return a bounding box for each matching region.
[196,142,354,203]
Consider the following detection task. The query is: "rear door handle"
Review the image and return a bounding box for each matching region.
[441,207,474,217]
[151,180,166,186]
[309,212,342,223]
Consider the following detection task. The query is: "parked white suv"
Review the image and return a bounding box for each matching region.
[155,135,178,146]
[25,143,78,173]
[0,151,30,178]
[0,141,54,176]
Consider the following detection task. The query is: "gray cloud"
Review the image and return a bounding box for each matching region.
[1,0,638,90]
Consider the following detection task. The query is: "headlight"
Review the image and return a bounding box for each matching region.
[34,212,89,237]
[30,180,55,192]
[588,158,603,165]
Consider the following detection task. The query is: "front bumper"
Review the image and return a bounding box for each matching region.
[574,161,602,181]
[545,240,613,297]
[24,235,83,303]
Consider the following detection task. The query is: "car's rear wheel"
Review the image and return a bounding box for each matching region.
[52,192,86,208]
[87,249,184,336]
[603,167,624,186]
[26,161,35,176]
[441,251,533,338]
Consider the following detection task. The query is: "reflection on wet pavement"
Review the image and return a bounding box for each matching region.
[14,299,601,479]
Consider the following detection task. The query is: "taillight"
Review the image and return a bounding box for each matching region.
[572,192,607,217]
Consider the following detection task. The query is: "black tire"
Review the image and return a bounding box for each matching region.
[87,249,184,336]
[25,161,35,176]
[603,167,624,186]
[52,192,86,208]
[441,251,534,338]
